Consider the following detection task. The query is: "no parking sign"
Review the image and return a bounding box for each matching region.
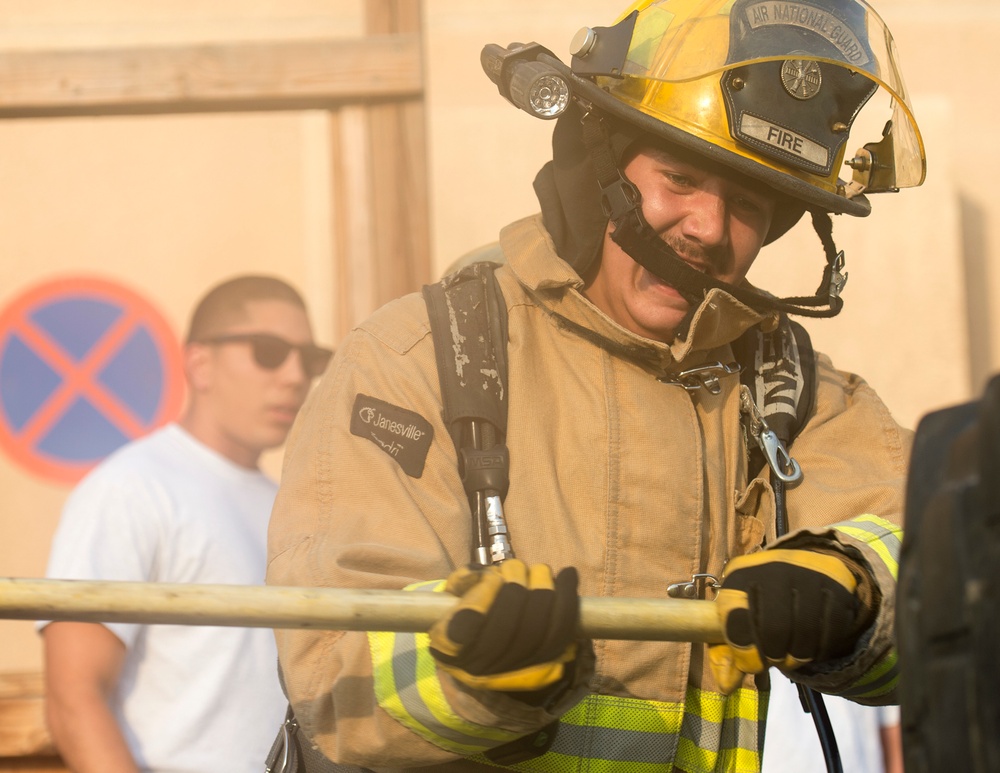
[0,277,184,484]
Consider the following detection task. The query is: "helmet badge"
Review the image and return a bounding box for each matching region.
[781,59,823,100]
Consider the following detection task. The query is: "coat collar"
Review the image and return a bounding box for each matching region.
[500,214,779,370]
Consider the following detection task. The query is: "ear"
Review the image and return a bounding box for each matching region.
[184,343,214,393]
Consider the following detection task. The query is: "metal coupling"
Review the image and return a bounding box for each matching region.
[659,361,741,395]
[667,574,721,599]
[485,495,514,563]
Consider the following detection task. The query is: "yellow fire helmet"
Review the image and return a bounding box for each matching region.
[482,0,927,317]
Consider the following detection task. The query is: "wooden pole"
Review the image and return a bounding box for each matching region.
[0,578,722,643]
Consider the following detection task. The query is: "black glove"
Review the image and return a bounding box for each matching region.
[428,559,579,692]
[710,549,866,693]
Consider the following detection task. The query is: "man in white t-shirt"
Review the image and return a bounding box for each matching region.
[763,672,904,773]
[40,275,333,773]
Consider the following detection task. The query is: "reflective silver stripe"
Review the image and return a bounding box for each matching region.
[837,655,900,699]
[513,690,762,769]
[834,515,902,577]
[838,667,898,699]
[547,722,679,764]
[368,582,522,754]
[841,516,902,561]
[718,711,761,754]
[389,632,500,749]
[533,718,760,766]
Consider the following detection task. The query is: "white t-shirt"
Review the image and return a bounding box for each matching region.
[762,672,900,773]
[42,424,286,773]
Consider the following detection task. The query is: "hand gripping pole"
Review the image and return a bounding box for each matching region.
[0,578,722,643]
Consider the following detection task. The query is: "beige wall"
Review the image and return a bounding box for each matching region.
[0,1,994,675]
[0,3,363,672]
[0,110,340,669]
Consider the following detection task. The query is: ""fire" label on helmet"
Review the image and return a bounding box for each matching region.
[740,115,829,171]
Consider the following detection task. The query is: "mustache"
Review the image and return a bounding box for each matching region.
[662,236,728,275]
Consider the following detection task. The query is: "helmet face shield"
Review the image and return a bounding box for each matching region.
[578,0,925,209]
[478,0,927,316]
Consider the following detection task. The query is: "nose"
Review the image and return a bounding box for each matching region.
[278,349,310,388]
[678,188,729,250]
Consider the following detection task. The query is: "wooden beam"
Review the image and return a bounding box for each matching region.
[0,672,57,759]
[0,34,423,118]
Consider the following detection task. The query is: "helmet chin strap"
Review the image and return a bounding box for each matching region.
[580,110,847,319]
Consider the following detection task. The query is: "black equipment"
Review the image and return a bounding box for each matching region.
[898,373,1000,773]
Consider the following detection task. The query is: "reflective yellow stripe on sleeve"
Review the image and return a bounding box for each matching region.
[831,514,903,699]
[832,513,902,579]
[369,584,765,771]
[367,581,524,755]
[836,647,898,700]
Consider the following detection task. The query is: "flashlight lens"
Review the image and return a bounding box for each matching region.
[529,75,570,117]
[508,60,571,120]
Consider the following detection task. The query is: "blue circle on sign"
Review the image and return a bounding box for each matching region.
[0,277,184,483]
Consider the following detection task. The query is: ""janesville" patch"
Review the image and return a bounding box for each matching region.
[350,393,434,477]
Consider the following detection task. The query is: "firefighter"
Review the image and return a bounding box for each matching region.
[266,0,925,770]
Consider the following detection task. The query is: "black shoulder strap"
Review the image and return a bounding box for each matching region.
[423,261,509,450]
[731,314,817,478]
[422,262,512,565]
[423,260,560,763]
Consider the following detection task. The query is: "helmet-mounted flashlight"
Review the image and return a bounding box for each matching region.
[481,43,571,120]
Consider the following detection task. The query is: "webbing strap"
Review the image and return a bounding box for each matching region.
[423,262,513,563]
[731,316,816,447]
[422,262,509,450]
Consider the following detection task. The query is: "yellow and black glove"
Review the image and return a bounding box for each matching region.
[709,549,867,694]
[428,559,579,693]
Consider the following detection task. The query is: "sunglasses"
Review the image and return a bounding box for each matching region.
[198,333,333,378]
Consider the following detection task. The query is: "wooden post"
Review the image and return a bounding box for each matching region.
[365,1,433,306]
[332,1,432,338]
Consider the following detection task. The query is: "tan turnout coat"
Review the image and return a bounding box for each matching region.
[267,214,909,772]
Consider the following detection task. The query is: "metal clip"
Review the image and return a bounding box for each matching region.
[660,361,741,395]
[265,712,299,773]
[667,573,721,599]
[829,250,848,299]
[739,385,803,484]
[759,427,802,483]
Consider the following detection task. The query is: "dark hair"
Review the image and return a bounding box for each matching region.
[185,275,307,343]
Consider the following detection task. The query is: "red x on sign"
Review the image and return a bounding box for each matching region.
[0,276,185,484]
